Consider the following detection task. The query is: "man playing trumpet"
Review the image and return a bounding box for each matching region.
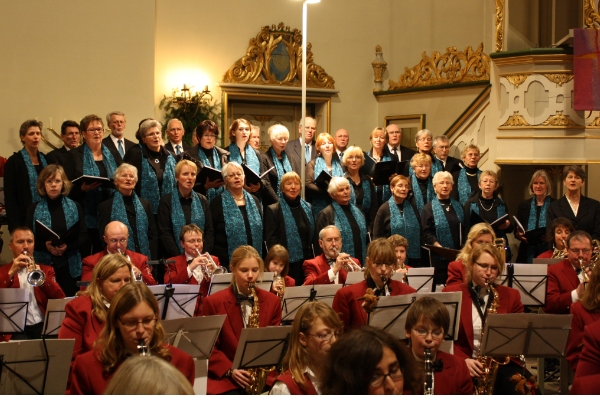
[0,227,65,339]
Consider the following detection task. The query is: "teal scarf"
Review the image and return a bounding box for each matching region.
[431,157,443,175]
[458,168,481,205]
[269,148,293,195]
[470,196,507,221]
[388,197,421,260]
[229,143,260,174]
[375,152,392,203]
[280,197,314,263]
[332,202,367,265]
[20,148,47,203]
[33,196,81,277]
[312,156,344,218]
[141,149,176,214]
[171,191,206,254]
[349,177,372,217]
[526,196,551,262]
[411,174,435,213]
[222,190,263,260]
[110,192,151,258]
[432,197,464,249]
[196,147,224,202]
[83,144,117,228]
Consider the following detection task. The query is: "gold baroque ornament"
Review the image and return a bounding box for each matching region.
[542,73,574,87]
[588,116,600,128]
[503,74,529,89]
[501,111,531,127]
[541,111,580,127]
[221,22,335,89]
[584,0,600,29]
[388,43,490,90]
[495,0,505,52]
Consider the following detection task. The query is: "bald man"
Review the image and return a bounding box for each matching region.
[385,124,416,162]
[334,129,349,159]
[164,118,190,156]
[286,116,317,166]
[80,221,156,284]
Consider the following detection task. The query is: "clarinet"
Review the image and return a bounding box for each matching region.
[138,339,149,356]
[423,348,434,395]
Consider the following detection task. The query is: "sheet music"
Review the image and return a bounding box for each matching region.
[43,297,75,336]
[208,273,273,295]
[345,272,364,286]
[281,285,342,323]
[231,326,292,370]
[150,284,200,320]
[0,288,28,333]
[405,267,435,292]
[501,263,548,307]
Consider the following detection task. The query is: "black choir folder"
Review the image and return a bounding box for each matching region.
[71,175,113,189]
[314,170,333,187]
[35,220,77,247]
[242,164,274,186]
[372,161,408,186]
[197,165,223,185]
[470,210,510,230]
[512,216,546,246]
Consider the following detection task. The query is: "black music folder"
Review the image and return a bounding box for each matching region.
[372,161,408,186]
[242,164,274,186]
[512,216,546,246]
[314,170,333,188]
[71,175,113,189]
[360,153,376,176]
[470,210,510,230]
[35,220,77,247]
[197,165,223,185]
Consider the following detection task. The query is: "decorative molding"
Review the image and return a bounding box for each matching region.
[541,73,573,87]
[540,111,582,127]
[222,22,335,89]
[495,0,505,52]
[587,116,600,128]
[496,159,600,165]
[584,0,600,29]
[252,115,275,125]
[388,43,490,90]
[497,135,600,139]
[500,111,531,127]
[503,74,530,88]
[372,45,388,92]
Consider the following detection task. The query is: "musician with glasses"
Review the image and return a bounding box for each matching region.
[443,243,525,395]
[545,230,594,314]
[70,283,195,395]
[446,223,496,286]
[332,239,415,332]
[270,302,342,395]
[404,297,473,395]
[320,326,419,395]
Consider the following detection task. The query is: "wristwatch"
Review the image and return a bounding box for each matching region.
[225,369,233,378]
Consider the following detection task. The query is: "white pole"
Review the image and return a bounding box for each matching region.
[301,0,308,199]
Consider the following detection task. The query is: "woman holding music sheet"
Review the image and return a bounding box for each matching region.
[462,170,514,261]
[409,153,435,214]
[442,243,526,395]
[270,302,342,395]
[264,173,314,286]
[123,119,177,217]
[225,118,277,206]
[367,127,393,204]
[262,124,301,196]
[26,165,86,297]
[305,133,344,218]
[59,254,134,366]
[536,217,573,259]
[344,146,378,234]
[157,159,213,258]
[209,162,263,267]
[70,282,195,395]
[201,246,281,395]
[373,175,422,267]
[451,144,482,206]
[515,170,554,263]
[446,223,495,286]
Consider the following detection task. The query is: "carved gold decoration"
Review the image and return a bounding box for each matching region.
[252,115,274,125]
[501,111,531,127]
[542,73,574,87]
[584,0,600,29]
[388,43,490,90]
[372,45,387,92]
[495,0,505,52]
[222,22,335,89]
[588,116,600,128]
[503,74,530,88]
[541,111,581,127]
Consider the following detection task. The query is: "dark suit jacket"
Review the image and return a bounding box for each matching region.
[302,254,353,285]
[46,146,70,166]
[261,147,302,193]
[567,302,600,372]
[263,201,313,259]
[571,319,600,394]
[201,286,281,395]
[547,195,600,241]
[80,249,156,285]
[0,263,65,317]
[286,138,316,166]
[70,344,195,395]
[165,141,191,155]
[123,144,174,201]
[544,259,579,314]
[102,135,135,164]
[332,279,416,331]
[388,144,416,163]
[182,145,229,197]
[443,283,523,360]
[436,155,462,174]
[58,295,103,364]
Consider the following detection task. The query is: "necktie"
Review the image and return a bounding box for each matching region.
[176,145,182,155]
[339,151,344,159]
[305,144,311,161]
[117,139,125,157]
[392,147,397,155]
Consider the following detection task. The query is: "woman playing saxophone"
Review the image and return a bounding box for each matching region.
[443,243,530,395]
[201,246,281,395]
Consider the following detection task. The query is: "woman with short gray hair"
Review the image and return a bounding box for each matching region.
[263,124,301,197]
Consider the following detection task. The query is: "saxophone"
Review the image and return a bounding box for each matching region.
[245,282,275,395]
[473,280,510,395]
[423,348,434,395]
[551,240,567,259]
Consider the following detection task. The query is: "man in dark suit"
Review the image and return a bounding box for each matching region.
[103,111,135,164]
[164,118,190,156]
[385,124,416,162]
[334,128,349,159]
[46,120,81,165]
[432,135,462,174]
[545,231,593,314]
[285,116,317,167]
[0,227,65,339]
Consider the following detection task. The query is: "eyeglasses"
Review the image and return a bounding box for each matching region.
[413,328,444,339]
[109,238,128,245]
[119,317,157,330]
[86,128,103,133]
[45,179,62,186]
[372,263,394,271]
[474,261,499,271]
[227,172,243,178]
[418,137,432,142]
[369,365,403,387]
[202,134,218,139]
[569,248,591,255]
[306,331,339,342]
[185,239,203,244]
[145,131,161,137]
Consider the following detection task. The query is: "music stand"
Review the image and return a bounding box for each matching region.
[500,263,548,307]
[533,258,563,265]
[162,315,226,395]
[0,289,28,335]
[281,285,342,324]
[369,292,462,341]
[207,273,274,296]
[231,326,292,372]
[42,297,75,337]
[405,267,435,292]
[345,271,364,286]
[0,338,74,394]
[424,245,460,285]
[150,284,200,320]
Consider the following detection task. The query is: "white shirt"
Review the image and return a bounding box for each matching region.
[471,289,489,358]
[387,144,401,160]
[109,133,125,150]
[16,264,44,326]
[186,253,205,282]
[170,141,184,153]
[269,367,320,395]
[327,262,340,284]
[571,262,585,303]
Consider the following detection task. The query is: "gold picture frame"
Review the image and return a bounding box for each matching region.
[383,114,426,150]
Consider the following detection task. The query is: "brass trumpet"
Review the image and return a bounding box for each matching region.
[117,249,142,281]
[195,249,226,281]
[332,248,363,272]
[273,270,285,302]
[23,251,46,287]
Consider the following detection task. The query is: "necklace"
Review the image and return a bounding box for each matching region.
[233,195,244,201]
[466,171,477,176]
[479,198,495,212]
